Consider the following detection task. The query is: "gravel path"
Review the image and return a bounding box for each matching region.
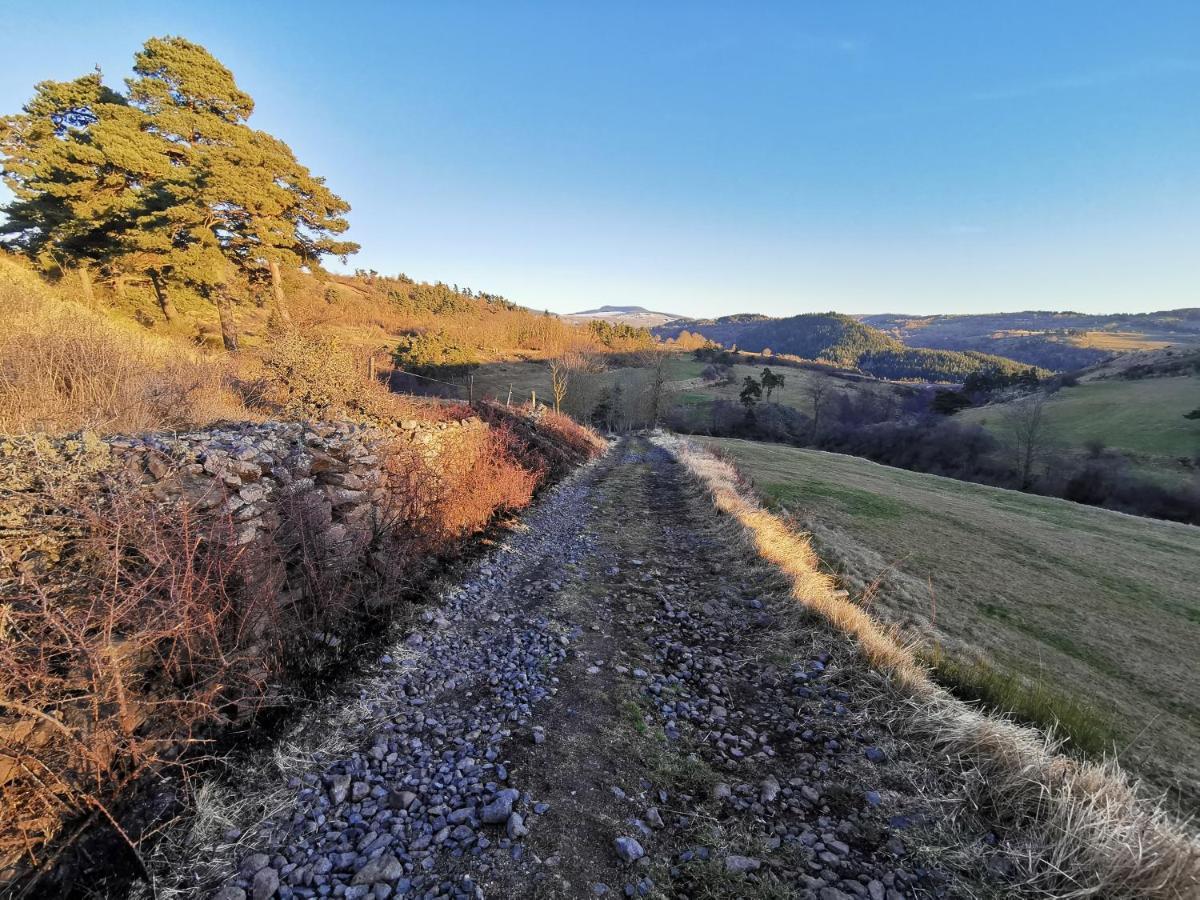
[208,437,998,900]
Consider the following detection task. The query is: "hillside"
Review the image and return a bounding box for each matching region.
[861,309,1200,370]
[702,437,1200,811]
[656,312,1042,382]
[958,346,1200,486]
[564,305,682,327]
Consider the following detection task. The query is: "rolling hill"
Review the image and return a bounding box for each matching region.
[861,309,1200,370]
[564,305,683,327]
[655,312,1042,382]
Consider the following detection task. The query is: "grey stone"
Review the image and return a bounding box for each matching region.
[613,836,645,863]
[723,855,761,874]
[251,867,279,900]
[351,854,404,885]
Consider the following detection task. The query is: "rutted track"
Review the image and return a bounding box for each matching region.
[194,438,1005,900]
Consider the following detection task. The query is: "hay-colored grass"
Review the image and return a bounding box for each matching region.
[653,432,1200,899]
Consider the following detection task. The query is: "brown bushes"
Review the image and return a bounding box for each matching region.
[0,407,597,886]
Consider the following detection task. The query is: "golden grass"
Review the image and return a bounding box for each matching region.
[0,260,249,435]
[652,431,1200,898]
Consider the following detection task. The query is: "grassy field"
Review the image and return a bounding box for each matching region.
[959,375,1200,489]
[666,359,916,430]
[699,437,1200,811]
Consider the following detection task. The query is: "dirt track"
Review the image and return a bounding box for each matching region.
[186,437,1008,900]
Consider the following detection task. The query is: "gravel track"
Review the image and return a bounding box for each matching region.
[207,438,998,900]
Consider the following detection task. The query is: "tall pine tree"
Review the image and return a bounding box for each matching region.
[0,36,358,348]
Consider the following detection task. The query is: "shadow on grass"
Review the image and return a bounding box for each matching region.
[921,646,1118,758]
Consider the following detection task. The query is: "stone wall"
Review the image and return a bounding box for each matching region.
[1,416,487,586]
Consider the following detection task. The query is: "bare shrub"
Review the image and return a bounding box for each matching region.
[0,478,279,876]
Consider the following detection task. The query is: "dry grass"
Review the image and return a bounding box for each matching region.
[652,431,1200,899]
[0,260,250,435]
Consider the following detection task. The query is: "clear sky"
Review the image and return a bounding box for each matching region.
[1,1,1198,317]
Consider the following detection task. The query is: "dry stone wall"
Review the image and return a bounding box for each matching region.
[1,416,487,586]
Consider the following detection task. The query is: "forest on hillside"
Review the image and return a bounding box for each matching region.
[656,312,1042,382]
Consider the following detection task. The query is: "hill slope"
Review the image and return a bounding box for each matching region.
[657,312,1041,381]
[564,305,683,327]
[861,309,1200,370]
[702,436,1200,811]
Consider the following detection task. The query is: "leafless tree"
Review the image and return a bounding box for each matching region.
[809,380,830,440]
[635,348,671,428]
[1002,393,1049,489]
[549,358,570,413]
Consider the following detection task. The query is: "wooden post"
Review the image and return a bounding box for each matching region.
[506,383,513,408]
[530,389,536,409]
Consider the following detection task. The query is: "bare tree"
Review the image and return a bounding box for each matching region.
[635,348,671,428]
[549,358,570,413]
[809,380,830,440]
[1002,394,1049,489]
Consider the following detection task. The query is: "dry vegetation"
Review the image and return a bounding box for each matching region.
[0,408,603,885]
[653,432,1200,899]
[0,255,610,886]
[0,260,249,435]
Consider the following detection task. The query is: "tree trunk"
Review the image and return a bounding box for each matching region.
[211,286,239,352]
[77,263,97,309]
[268,260,292,324]
[149,271,180,325]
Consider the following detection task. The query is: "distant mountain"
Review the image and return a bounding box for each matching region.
[656,312,1042,382]
[860,309,1200,371]
[565,305,683,327]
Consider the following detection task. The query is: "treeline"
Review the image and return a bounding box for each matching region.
[668,392,1200,526]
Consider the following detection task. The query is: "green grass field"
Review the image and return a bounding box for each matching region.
[960,374,1200,461]
[700,437,1200,811]
[666,360,914,430]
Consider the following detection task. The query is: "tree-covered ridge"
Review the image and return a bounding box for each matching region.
[659,312,1043,382]
[0,36,357,350]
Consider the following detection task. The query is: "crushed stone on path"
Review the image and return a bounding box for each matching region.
[206,439,1004,900]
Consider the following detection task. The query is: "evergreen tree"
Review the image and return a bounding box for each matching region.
[1,36,359,349]
[0,72,160,306]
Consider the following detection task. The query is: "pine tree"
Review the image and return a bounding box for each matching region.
[0,72,161,306]
[1,36,359,349]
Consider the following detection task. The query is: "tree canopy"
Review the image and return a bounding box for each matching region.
[0,36,358,348]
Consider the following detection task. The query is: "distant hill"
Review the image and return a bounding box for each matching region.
[565,305,682,327]
[656,312,1040,382]
[860,309,1200,371]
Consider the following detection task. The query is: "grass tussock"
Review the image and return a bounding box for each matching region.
[921,646,1116,758]
[0,261,249,435]
[652,431,1200,899]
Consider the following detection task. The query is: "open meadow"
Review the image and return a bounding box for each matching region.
[700,437,1200,811]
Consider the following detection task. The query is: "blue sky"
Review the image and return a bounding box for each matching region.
[1,1,1197,317]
